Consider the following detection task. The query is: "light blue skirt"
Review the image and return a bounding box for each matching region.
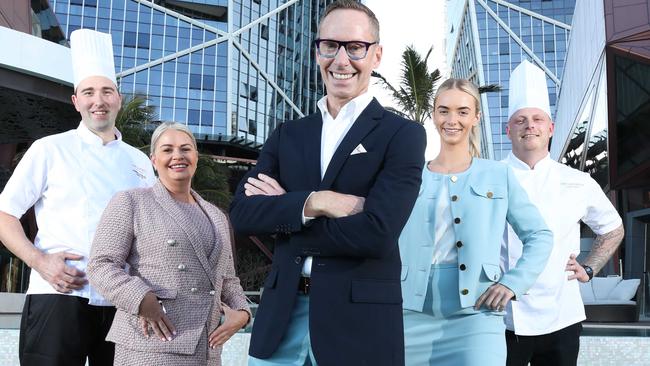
[403,264,506,366]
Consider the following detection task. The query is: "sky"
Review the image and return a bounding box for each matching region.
[365,0,449,160]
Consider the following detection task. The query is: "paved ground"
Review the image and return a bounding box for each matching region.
[2,329,650,365]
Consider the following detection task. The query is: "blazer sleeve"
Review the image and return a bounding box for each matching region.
[218,220,251,319]
[290,122,426,259]
[87,191,152,315]
[229,123,313,235]
[499,166,554,298]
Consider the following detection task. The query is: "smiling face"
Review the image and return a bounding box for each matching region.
[506,107,554,155]
[316,9,382,110]
[151,129,198,187]
[71,76,121,135]
[433,88,480,149]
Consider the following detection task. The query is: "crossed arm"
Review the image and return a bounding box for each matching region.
[244,173,365,219]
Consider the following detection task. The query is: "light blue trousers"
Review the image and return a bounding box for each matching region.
[248,295,318,366]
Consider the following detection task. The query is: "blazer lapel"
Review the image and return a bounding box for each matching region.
[319,98,383,190]
[153,182,216,288]
[302,114,323,189]
[195,197,226,270]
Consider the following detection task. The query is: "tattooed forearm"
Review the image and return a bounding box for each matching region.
[584,224,624,274]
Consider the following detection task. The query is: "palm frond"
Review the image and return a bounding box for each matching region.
[372,45,440,124]
[478,84,502,94]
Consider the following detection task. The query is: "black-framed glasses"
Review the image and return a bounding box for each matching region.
[313,39,378,60]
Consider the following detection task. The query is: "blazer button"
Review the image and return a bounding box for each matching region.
[294,256,302,264]
[456,241,463,248]
[487,191,494,199]
[451,195,458,202]
[454,217,461,224]
[190,287,198,293]
[167,239,177,246]
[209,290,216,296]
[177,264,187,271]
[461,289,469,295]
[459,264,466,271]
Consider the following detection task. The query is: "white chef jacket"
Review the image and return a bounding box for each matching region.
[301,92,374,276]
[501,152,622,335]
[0,122,155,305]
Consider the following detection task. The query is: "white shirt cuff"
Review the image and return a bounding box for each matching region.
[301,191,316,225]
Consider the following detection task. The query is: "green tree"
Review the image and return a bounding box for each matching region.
[115,94,156,153]
[373,45,441,124]
[373,45,501,124]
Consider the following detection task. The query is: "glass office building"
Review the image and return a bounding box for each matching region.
[49,0,334,148]
[447,0,575,160]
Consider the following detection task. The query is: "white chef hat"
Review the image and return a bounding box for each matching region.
[70,29,117,89]
[508,59,551,120]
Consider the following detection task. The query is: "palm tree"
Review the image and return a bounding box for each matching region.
[373,45,501,124]
[115,94,156,153]
[372,45,440,124]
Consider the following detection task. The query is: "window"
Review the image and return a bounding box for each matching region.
[260,24,269,41]
[188,109,200,126]
[124,31,149,49]
[240,83,258,101]
[201,110,213,126]
[499,42,509,55]
[124,31,137,47]
[189,74,202,90]
[248,119,257,136]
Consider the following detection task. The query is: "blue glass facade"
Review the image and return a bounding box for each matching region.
[50,0,333,145]
[449,0,575,160]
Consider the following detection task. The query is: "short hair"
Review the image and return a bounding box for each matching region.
[150,122,197,156]
[433,78,482,158]
[318,0,380,42]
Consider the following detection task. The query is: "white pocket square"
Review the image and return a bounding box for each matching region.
[350,144,367,156]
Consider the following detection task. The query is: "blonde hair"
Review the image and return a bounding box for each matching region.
[433,78,482,158]
[150,122,197,156]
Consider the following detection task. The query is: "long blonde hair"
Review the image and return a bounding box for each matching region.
[433,78,482,158]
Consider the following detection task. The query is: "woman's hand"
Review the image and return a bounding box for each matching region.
[474,283,515,311]
[138,292,177,341]
[208,305,250,348]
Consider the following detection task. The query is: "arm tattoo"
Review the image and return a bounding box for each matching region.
[584,224,625,274]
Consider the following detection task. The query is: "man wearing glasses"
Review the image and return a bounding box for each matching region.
[230,1,425,365]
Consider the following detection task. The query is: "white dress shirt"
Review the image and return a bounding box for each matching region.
[0,122,156,305]
[501,152,622,335]
[431,176,457,264]
[301,92,374,276]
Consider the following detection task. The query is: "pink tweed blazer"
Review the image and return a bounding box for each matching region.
[87,181,249,355]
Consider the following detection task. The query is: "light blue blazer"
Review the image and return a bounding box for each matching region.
[399,158,553,311]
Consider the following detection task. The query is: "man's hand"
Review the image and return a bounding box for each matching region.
[245,173,286,196]
[208,305,250,348]
[304,191,365,218]
[138,292,176,341]
[33,251,88,293]
[566,253,590,282]
[474,283,515,311]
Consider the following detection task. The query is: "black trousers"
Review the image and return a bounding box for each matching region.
[506,322,582,366]
[19,294,116,366]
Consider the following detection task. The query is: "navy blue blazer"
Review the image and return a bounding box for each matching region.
[230,99,426,366]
